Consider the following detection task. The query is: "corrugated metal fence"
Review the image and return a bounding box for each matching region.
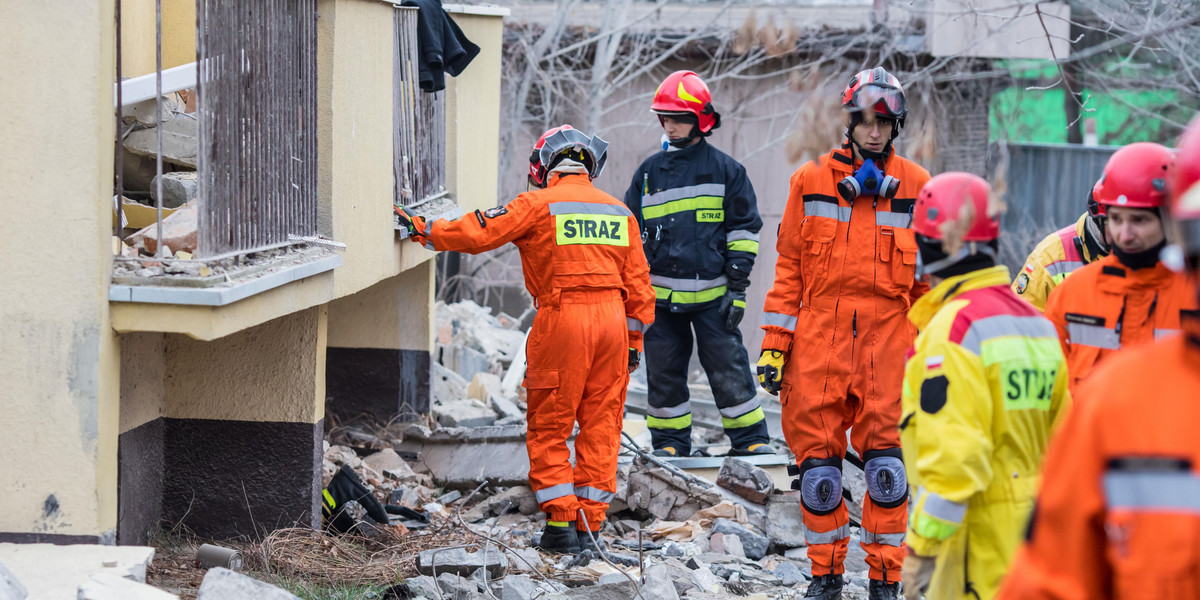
[993,141,1119,267]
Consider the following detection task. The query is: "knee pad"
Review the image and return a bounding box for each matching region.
[790,456,843,515]
[863,448,908,509]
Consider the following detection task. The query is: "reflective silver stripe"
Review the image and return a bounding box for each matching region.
[649,274,728,292]
[726,230,760,243]
[1045,260,1084,277]
[648,404,691,418]
[1104,471,1200,512]
[860,531,906,547]
[804,201,852,222]
[1155,328,1181,341]
[423,239,436,251]
[423,218,434,236]
[534,482,576,504]
[1066,322,1121,350]
[762,311,798,332]
[920,488,967,525]
[627,317,646,333]
[642,183,726,208]
[875,212,911,228]
[804,524,850,545]
[574,486,616,503]
[548,201,633,217]
[960,315,1059,354]
[719,397,761,419]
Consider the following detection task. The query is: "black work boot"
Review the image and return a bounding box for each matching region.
[868,580,900,600]
[577,528,606,554]
[804,574,844,599]
[729,443,776,457]
[651,446,678,458]
[535,521,581,554]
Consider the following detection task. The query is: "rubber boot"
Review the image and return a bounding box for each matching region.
[804,574,844,599]
[868,580,900,600]
[535,521,581,554]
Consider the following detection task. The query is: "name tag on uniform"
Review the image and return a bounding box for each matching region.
[556,214,629,246]
[696,210,724,222]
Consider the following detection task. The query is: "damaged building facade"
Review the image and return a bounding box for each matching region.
[0,0,507,544]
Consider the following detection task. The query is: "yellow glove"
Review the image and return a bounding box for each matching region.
[756,350,786,395]
[901,551,936,600]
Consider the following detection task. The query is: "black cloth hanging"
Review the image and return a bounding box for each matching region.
[401,0,480,93]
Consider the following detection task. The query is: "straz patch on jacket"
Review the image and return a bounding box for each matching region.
[696,209,724,222]
[556,214,629,246]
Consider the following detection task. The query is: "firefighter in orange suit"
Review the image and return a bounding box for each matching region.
[757,67,931,600]
[1043,142,1197,394]
[997,114,1200,600]
[397,125,655,554]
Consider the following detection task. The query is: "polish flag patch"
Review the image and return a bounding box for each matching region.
[925,355,944,370]
[1024,263,1034,274]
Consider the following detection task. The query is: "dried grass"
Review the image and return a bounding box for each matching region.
[250,525,473,586]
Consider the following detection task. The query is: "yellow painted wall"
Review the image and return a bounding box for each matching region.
[445,10,504,212]
[0,0,119,539]
[327,258,435,352]
[120,0,197,78]
[119,333,166,434]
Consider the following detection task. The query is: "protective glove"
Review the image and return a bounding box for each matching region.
[719,290,747,331]
[756,350,786,395]
[901,551,937,600]
[323,464,390,534]
[394,205,428,244]
[628,348,640,373]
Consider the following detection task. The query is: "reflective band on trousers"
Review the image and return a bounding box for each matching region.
[535,482,576,504]
[762,311,798,332]
[548,201,633,217]
[805,524,851,545]
[1103,471,1200,512]
[649,403,691,418]
[860,531,905,547]
[574,486,615,503]
[1045,260,1084,277]
[627,317,646,333]
[920,489,967,524]
[647,414,692,430]
[1066,322,1121,350]
[960,314,1060,355]
[719,398,761,419]
[723,407,765,429]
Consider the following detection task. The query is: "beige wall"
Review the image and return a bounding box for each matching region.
[119,333,166,434]
[327,258,435,352]
[445,10,505,212]
[119,0,197,77]
[0,0,120,539]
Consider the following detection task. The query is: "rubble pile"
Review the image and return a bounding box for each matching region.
[432,300,527,428]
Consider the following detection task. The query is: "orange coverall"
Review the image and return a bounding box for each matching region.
[1043,253,1197,393]
[413,174,656,530]
[998,317,1200,599]
[760,146,930,582]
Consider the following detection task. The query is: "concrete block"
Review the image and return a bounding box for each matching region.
[0,561,26,600]
[563,581,636,599]
[501,574,566,600]
[462,486,538,522]
[432,397,498,429]
[78,572,178,600]
[403,575,441,599]
[150,171,198,209]
[443,345,491,381]
[765,493,807,549]
[716,457,774,504]
[363,448,416,480]
[773,561,806,587]
[122,96,182,127]
[416,547,505,579]
[689,563,724,594]
[197,568,300,600]
[0,544,155,599]
[641,564,681,600]
[396,425,533,488]
[712,519,768,560]
[123,115,199,168]
[125,204,197,255]
[434,573,481,600]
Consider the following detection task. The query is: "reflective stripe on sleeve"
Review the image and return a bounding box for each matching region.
[1045,260,1084,277]
[920,488,967,524]
[627,317,646,333]
[762,311,798,332]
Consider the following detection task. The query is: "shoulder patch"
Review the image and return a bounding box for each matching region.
[484,206,508,218]
[1015,273,1030,294]
[920,376,949,414]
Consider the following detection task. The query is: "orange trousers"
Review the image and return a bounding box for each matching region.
[523,288,628,530]
[780,300,910,583]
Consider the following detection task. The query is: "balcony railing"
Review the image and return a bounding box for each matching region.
[393,6,450,217]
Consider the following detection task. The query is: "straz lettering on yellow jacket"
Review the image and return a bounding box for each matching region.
[556,213,629,246]
[1003,366,1058,410]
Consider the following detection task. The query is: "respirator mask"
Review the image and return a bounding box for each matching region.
[837,159,899,202]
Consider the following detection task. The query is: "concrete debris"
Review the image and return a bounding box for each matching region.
[716,457,775,504]
[122,96,184,128]
[397,425,531,488]
[501,575,567,600]
[433,573,480,600]
[150,171,198,209]
[711,518,769,561]
[362,448,416,480]
[641,564,681,600]
[688,562,724,594]
[196,568,300,600]
[78,572,179,600]
[772,560,806,587]
[443,345,491,382]
[125,203,198,255]
[709,532,745,559]
[123,114,199,169]
[562,580,636,600]
[323,445,362,469]
[416,547,506,579]
[469,372,523,421]
[0,561,25,600]
[462,485,539,522]
[401,575,441,599]
[432,397,498,428]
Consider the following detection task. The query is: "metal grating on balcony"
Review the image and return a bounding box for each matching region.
[196,0,319,259]
[393,6,448,210]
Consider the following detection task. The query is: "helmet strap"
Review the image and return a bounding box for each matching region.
[1083,213,1110,258]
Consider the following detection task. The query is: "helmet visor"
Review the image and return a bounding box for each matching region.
[847,84,906,118]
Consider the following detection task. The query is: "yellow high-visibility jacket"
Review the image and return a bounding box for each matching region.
[1012,213,1103,310]
[901,266,1071,599]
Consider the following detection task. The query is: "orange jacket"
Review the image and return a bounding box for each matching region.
[418,174,656,350]
[1043,253,1197,392]
[761,146,931,353]
[998,319,1200,599]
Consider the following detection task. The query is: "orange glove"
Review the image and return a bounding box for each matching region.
[394,206,429,245]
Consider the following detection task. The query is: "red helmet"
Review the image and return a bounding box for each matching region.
[912,172,1000,242]
[842,67,908,126]
[528,124,609,187]
[1171,115,1200,261]
[1093,142,1174,210]
[651,71,721,133]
